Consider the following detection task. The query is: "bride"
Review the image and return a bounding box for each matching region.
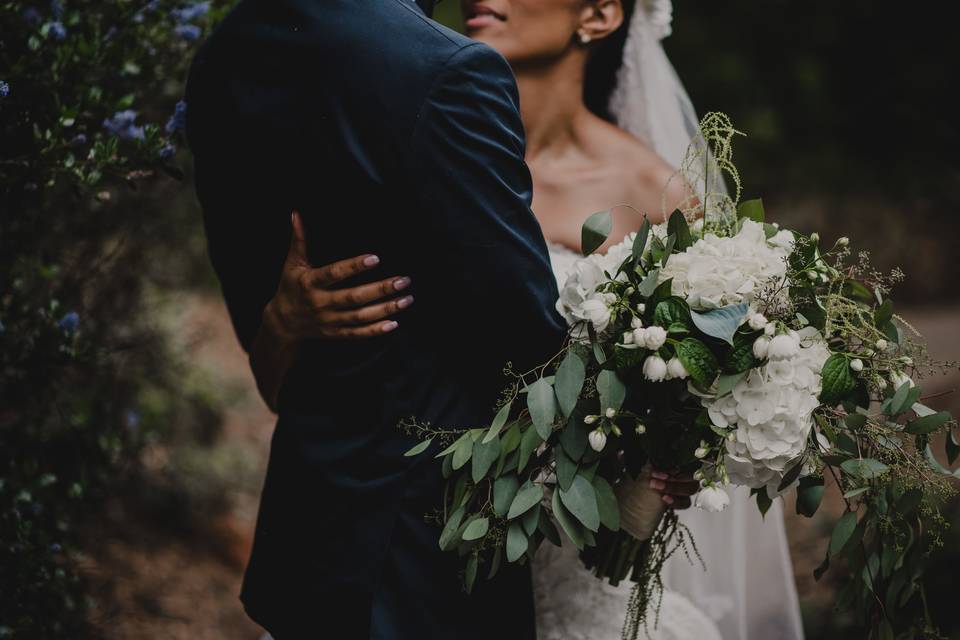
[255,0,804,638]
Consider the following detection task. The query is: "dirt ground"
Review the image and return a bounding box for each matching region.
[82,296,960,639]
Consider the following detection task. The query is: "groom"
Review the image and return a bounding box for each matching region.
[186,0,566,637]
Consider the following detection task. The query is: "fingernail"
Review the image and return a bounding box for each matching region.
[363,255,380,267]
[397,295,414,309]
[651,471,668,480]
[662,495,674,505]
[393,277,412,291]
[382,321,399,333]
[650,480,665,491]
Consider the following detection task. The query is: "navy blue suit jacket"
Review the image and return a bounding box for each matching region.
[186,0,566,636]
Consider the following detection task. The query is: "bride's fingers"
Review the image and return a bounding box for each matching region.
[308,253,382,287]
[662,495,692,510]
[318,320,400,340]
[326,276,412,309]
[322,295,414,327]
[650,477,700,496]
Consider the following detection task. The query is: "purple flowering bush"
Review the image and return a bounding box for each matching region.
[1,1,229,636]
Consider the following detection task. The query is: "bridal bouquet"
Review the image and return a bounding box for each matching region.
[403,114,958,639]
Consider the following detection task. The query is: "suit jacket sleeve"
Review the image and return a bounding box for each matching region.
[408,43,567,371]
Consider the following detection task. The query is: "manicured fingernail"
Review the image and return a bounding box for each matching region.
[650,479,665,491]
[651,471,668,480]
[393,277,411,291]
[382,321,399,333]
[662,495,674,505]
[397,295,414,309]
[363,255,380,267]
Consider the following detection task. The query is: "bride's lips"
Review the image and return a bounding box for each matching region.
[463,3,506,30]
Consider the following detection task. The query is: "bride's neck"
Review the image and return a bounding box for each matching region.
[514,53,593,161]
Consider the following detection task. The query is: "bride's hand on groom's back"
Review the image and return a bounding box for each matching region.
[263,211,414,344]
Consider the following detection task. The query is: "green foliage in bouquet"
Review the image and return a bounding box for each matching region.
[404,113,959,639]
[0,2,229,636]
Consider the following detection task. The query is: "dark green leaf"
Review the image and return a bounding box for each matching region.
[559,476,600,532]
[632,218,651,265]
[582,210,613,256]
[676,338,720,389]
[888,382,913,416]
[527,378,557,440]
[840,458,890,479]
[724,332,759,374]
[667,209,693,251]
[593,476,620,531]
[552,487,585,550]
[843,413,868,430]
[875,299,894,328]
[518,424,543,472]
[819,354,857,406]
[690,303,750,345]
[555,352,586,417]
[506,522,528,562]
[737,198,765,222]
[559,413,590,461]
[829,511,859,556]
[404,438,433,457]
[637,268,661,298]
[439,506,466,551]
[464,553,478,594]
[556,448,578,492]
[796,476,825,517]
[905,411,952,435]
[435,431,471,458]
[493,475,520,517]
[522,503,541,536]
[716,371,748,397]
[487,546,503,580]
[538,510,562,546]
[813,553,830,581]
[452,435,474,470]
[660,234,677,266]
[462,517,490,541]
[756,487,773,516]
[778,460,804,492]
[508,481,544,519]
[654,297,690,328]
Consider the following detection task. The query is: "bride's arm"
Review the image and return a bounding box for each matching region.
[249,212,413,412]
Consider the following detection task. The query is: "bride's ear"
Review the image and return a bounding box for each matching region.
[577,0,625,45]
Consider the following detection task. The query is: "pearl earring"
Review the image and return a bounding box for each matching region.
[579,32,592,44]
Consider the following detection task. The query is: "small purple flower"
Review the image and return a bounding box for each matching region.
[0,81,9,99]
[172,2,210,23]
[49,20,67,41]
[58,311,80,333]
[23,7,43,26]
[103,110,145,141]
[165,100,187,134]
[175,24,202,41]
[159,143,176,159]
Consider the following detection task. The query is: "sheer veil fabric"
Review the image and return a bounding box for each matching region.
[606,2,805,639]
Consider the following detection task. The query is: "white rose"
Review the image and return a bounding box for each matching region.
[694,486,731,513]
[579,296,612,333]
[643,325,668,350]
[753,336,770,359]
[632,327,647,347]
[666,357,689,380]
[588,428,607,452]
[631,316,644,329]
[643,355,668,382]
[767,333,800,360]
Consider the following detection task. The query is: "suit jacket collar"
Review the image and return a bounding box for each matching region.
[414,0,436,17]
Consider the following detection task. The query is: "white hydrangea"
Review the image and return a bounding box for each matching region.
[706,327,830,496]
[659,220,791,310]
[555,233,636,336]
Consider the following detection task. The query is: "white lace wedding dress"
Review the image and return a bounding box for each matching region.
[533,243,723,640]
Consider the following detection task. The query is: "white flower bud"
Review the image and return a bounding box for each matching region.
[637,303,646,314]
[588,428,607,452]
[694,486,731,513]
[748,313,768,331]
[850,359,864,372]
[876,377,888,390]
[693,469,704,481]
[753,336,770,359]
[767,333,800,360]
[631,316,644,329]
[642,355,669,382]
[764,323,776,336]
[694,447,709,459]
[875,339,888,351]
[890,371,915,390]
[635,423,647,435]
[900,356,913,366]
[605,408,617,419]
[622,331,635,345]
[806,271,818,281]
[611,424,622,437]
[810,232,820,243]
[643,326,668,351]
[772,222,780,229]
[666,357,689,380]
[632,327,647,347]
[837,236,850,247]
[584,415,598,425]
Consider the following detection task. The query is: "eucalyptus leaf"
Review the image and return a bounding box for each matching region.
[518,423,543,472]
[555,352,586,418]
[737,198,765,222]
[483,402,512,444]
[840,458,890,479]
[452,435,474,471]
[904,411,951,435]
[556,448,578,492]
[435,431,471,459]
[538,510,562,546]
[829,511,859,556]
[796,476,825,517]
[462,517,490,541]
[493,475,520,517]
[522,503,541,536]
[888,382,913,416]
[439,506,466,551]
[487,546,503,580]
[593,476,620,531]
[582,210,613,256]
[552,487,585,550]
[506,521,528,562]
[508,481,544,520]
[559,476,600,532]
[690,303,750,346]
[403,438,433,457]
[471,435,501,483]
[527,378,557,440]
[464,552,478,594]
[597,370,626,414]
[632,218,651,265]
[638,268,661,298]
